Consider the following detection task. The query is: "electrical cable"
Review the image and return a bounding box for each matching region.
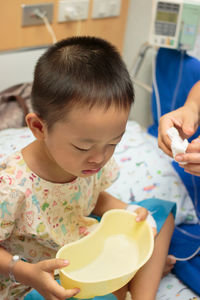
[192,175,200,223]
[129,42,152,78]
[175,226,200,240]
[132,78,153,93]
[173,246,200,261]
[129,41,153,93]
[33,9,57,44]
[171,50,185,111]
[173,222,200,261]
[75,19,82,36]
[152,48,161,123]
[64,6,82,36]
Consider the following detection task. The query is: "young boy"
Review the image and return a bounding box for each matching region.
[0,36,175,300]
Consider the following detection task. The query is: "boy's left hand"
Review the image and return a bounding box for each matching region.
[134,206,148,222]
[126,205,157,237]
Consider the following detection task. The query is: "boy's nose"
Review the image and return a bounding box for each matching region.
[87,149,105,164]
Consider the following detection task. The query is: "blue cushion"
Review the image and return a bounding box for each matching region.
[147,47,200,213]
[169,223,200,295]
[24,282,117,300]
[148,47,200,139]
[148,47,200,295]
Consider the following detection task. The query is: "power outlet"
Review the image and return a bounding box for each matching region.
[21,3,54,26]
[92,0,121,19]
[58,0,89,22]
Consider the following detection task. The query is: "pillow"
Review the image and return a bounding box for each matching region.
[107,121,198,225]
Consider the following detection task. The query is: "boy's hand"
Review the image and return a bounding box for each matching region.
[134,206,148,222]
[126,205,157,236]
[14,258,80,300]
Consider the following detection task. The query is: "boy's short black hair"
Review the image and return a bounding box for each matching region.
[31,36,134,129]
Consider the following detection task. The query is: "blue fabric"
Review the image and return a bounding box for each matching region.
[148,48,200,138]
[24,280,117,300]
[25,290,117,300]
[135,198,176,233]
[147,48,200,213]
[147,48,200,219]
[169,224,200,295]
[147,47,200,295]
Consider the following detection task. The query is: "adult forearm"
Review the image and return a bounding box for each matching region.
[184,81,200,120]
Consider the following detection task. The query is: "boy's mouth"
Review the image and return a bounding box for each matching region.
[82,168,101,175]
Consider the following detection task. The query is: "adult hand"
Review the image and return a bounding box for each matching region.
[175,136,200,176]
[158,103,199,157]
[14,258,80,300]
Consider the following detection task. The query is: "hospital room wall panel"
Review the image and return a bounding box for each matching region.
[0,0,129,52]
[123,0,153,127]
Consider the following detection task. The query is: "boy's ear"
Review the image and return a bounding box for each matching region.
[25,113,46,140]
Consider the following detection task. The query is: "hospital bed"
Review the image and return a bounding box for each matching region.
[0,47,199,300]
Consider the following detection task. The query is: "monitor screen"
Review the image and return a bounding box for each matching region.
[156,11,178,23]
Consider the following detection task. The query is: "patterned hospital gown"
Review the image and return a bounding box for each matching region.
[0,151,119,299]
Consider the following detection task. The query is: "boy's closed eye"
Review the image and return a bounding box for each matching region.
[73,145,91,152]
[72,144,118,152]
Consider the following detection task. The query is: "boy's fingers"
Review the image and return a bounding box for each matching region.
[48,278,80,299]
[135,207,148,221]
[152,227,157,237]
[39,258,70,273]
[63,288,80,299]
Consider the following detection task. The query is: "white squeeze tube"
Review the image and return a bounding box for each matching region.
[167,127,189,164]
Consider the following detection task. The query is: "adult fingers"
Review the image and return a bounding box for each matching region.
[191,136,200,146]
[186,142,200,154]
[158,134,173,157]
[181,119,196,137]
[176,152,200,164]
[183,167,200,177]
[183,161,200,177]
[187,170,200,176]
[158,116,177,156]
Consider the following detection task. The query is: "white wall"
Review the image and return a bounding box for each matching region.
[123,0,154,128]
[0,48,47,91]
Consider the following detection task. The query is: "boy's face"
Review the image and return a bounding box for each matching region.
[43,105,130,182]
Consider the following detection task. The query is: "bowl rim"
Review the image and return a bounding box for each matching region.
[56,209,154,283]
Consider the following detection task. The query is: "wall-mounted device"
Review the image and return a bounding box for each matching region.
[149,0,200,50]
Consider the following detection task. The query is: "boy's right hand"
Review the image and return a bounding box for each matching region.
[14,258,80,300]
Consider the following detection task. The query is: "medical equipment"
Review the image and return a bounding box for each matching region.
[149,0,200,50]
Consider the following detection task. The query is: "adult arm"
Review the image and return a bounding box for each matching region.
[158,81,200,176]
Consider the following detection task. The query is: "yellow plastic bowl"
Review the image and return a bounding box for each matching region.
[56,209,154,298]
